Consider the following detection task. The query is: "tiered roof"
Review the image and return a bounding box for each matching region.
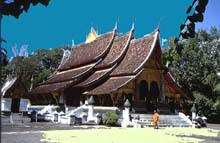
[87,31,158,95]
[30,28,116,94]
[30,80,74,95]
[75,28,134,89]
[59,30,116,70]
[30,25,186,99]
[111,33,156,76]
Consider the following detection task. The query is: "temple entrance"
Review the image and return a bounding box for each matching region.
[150,81,160,110]
[139,80,148,100]
[103,95,113,106]
[11,98,20,113]
[64,88,83,106]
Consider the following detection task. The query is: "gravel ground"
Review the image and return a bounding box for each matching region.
[2,132,47,143]
[1,122,220,143]
[1,122,110,143]
[207,123,220,130]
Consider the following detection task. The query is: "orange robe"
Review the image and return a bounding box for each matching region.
[153,112,159,128]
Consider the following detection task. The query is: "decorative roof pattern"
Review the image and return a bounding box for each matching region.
[164,72,190,99]
[1,77,17,96]
[111,32,156,76]
[76,69,111,87]
[59,30,116,70]
[31,27,181,98]
[87,76,134,95]
[44,63,95,84]
[96,32,131,69]
[85,31,158,95]
[30,80,73,95]
[57,55,69,70]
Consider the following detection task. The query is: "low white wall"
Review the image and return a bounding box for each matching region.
[1,98,12,111]
[1,98,30,112]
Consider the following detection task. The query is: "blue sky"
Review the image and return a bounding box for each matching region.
[196,0,220,30]
[2,0,220,57]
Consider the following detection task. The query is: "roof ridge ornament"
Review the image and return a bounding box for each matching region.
[72,39,75,47]
[114,21,118,30]
[62,49,71,57]
[131,22,135,31]
[156,19,161,32]
[85,27,98,43]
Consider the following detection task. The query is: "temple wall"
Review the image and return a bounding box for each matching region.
[112,68,163,107]
[135,69,162,99]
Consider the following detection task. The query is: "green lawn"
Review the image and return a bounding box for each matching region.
[42,127,219,143]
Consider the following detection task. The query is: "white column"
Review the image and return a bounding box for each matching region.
[121,99,132,127]
[88,104,94,120]
[87,96,96,123]
[192,112,196,120]
[123,107,130,122]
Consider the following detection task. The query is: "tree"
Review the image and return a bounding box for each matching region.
[163,27,220,123]
[0,47,8,65]
[179,0,209,39]
[0,0,50,62]
[5,46,70,90]
[1,0,50,19]
[0,0,51,73]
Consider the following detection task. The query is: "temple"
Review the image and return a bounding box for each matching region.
[1,77,30,113]
[29,24,190,112]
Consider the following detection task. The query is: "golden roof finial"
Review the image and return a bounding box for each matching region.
[85,27,98,43]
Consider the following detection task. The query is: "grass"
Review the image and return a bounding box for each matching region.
[42,127,220,143]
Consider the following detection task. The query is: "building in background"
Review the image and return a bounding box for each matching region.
[1,77,30,113]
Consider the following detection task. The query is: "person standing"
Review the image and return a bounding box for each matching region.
[153,110,159,129]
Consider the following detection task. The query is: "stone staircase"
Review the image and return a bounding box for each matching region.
[131,113,192,127]
[67,105,119,117]
[1,113,30,124]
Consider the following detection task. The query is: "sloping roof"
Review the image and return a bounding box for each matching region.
[1,77,28,98]
[111,31,157,76]
[44,63,96,84]
[1,77,17,96]
[30,26,187,99]
[87,76,135,95]
[85,30,158,95]
[30,28,116,95]
[96,31,133,69]
[58,30,116,71]
[75,28,134,89]
[57,55,69,70]
[30,80,74,95]
[75,68,112,88]
[164,72,190,100]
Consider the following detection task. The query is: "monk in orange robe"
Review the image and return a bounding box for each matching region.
[153,110,159,129]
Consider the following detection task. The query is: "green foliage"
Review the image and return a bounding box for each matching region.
[4,46,70,90]
[163,27,220,123]
[0,47,8,66]
[194,92,212,116]
[102,112,118,126]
